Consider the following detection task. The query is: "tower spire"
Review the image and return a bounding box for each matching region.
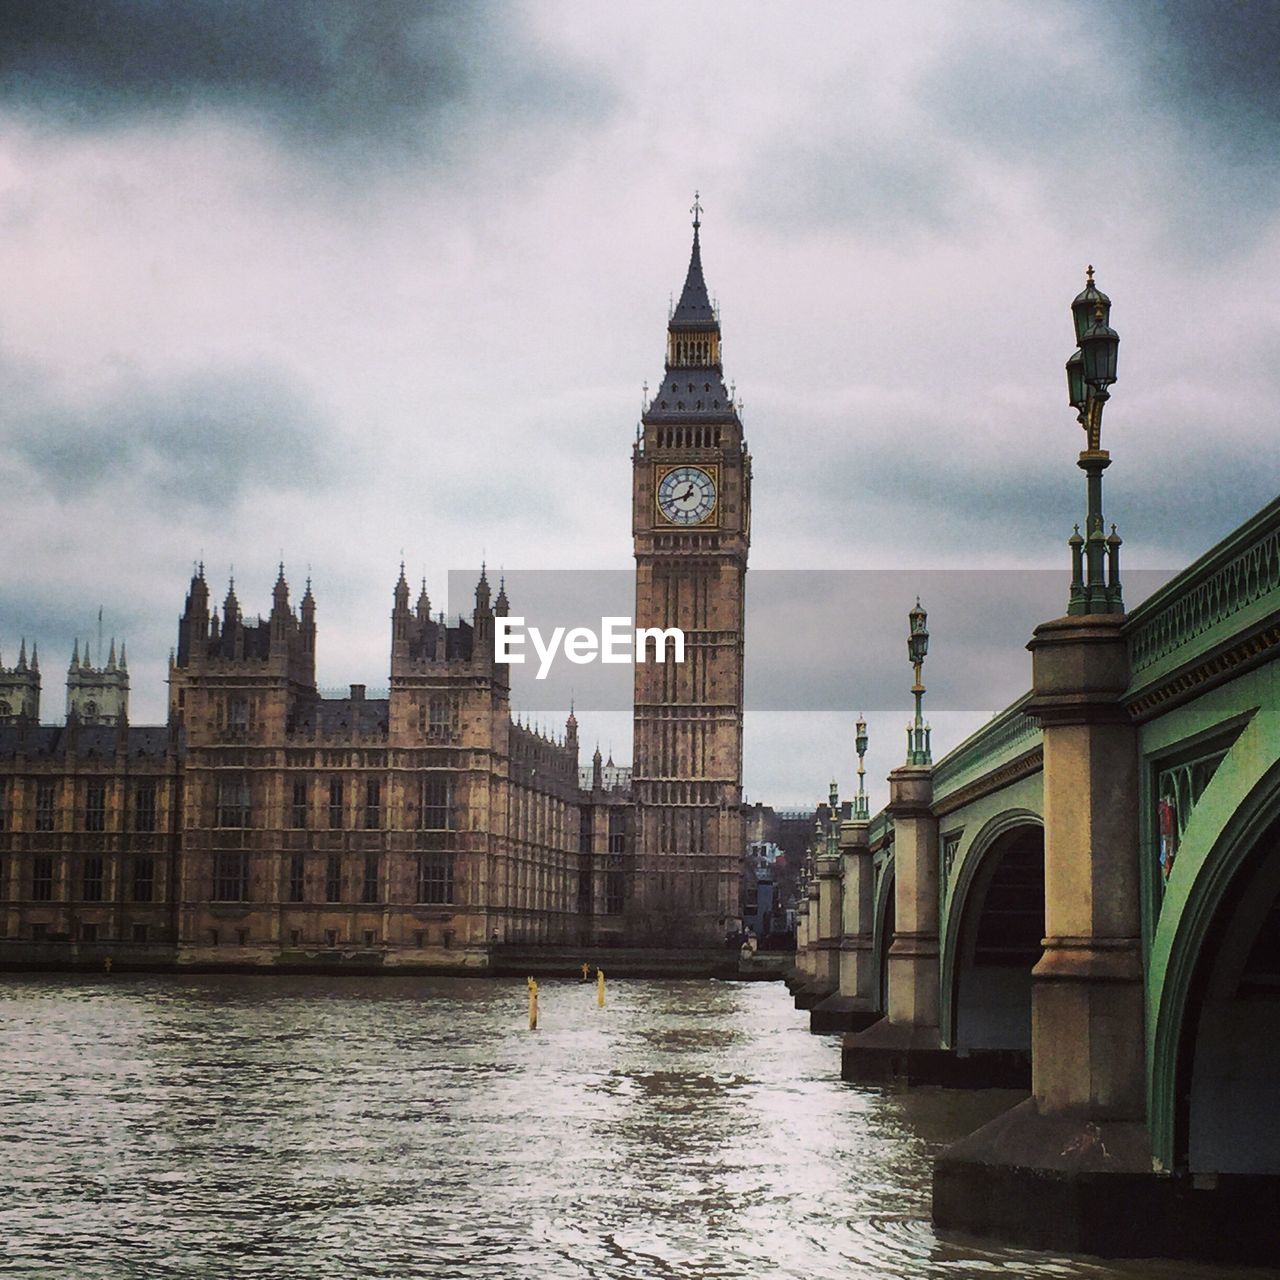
[670,195,715,331]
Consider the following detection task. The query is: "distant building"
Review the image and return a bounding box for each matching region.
[0,565,637,966]
[743,839,790,943]
[0,217,759,967]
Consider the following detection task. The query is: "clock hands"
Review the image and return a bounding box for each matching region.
[661,468,713,523]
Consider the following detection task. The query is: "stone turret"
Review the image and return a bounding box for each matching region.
[169,563,317,737]
[0,638,40,723]
[66,623,128,725]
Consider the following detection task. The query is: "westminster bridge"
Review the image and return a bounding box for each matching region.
[790,489,1280,1264]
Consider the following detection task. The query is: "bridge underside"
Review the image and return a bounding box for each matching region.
[951,826,1043,1081]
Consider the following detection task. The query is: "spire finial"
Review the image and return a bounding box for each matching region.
[691,189,702,231]
[1086,263,1095,284]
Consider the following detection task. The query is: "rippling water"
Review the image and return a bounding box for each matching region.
[0,975,1271,1280]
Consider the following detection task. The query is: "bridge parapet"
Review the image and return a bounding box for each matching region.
[1125,495,1280,716]
[868,809,891,852]
[930,692,1042,812]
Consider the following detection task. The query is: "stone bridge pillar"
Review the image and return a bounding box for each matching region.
[1028,614,1144,1118]
[786,895,812,995]
[799,846,842,1017]
[842,764,947,1079]
[811,817,881,1034]
[935,613,1152,1251]
[793,878,827,1006]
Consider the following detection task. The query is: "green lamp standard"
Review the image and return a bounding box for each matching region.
[827,778,840,857]
[805,810,822,892]
[906,598,932,766]
[854,715,869,820]
[1065,266,1123,615]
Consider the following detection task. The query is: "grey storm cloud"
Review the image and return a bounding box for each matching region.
[0,0,607,152]
[737,2,1280,254]
[767,422,1272,565]
[1112,0,1280,149]
[1088,0,1280,250]
[3,361,330,508]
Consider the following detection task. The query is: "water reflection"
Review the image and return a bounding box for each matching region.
[0,975,1271,1279]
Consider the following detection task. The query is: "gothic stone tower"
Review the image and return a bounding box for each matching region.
[0,640,39,723]
[631,208,751,945]
[66,635,129,725]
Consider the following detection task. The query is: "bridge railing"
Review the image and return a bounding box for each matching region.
[930,692,1041,809]
[1124,495,1280,701]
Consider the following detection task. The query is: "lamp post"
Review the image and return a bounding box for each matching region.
[854,715,869,820]
[906,598,931,765]
[804,810,821,892]
[827,779,840,857]
[1065,266,1123,615]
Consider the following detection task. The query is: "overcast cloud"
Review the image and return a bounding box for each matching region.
[0,0,1276,809]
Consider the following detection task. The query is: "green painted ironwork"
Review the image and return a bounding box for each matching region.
[940,830,962,897]
[1064,268,1124,617]
[853,716,870,820]
[906,598,932,765]
[930,692,1041,805]
[1154,745,1230,894]
[1126,495,1280,679]
[1145,707,1280,1170]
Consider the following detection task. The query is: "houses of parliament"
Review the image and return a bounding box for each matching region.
[0,216,752,968]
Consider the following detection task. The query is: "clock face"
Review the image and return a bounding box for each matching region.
[657,465,717,526]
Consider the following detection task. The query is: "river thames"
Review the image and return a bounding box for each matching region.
[0,974,1271,1280]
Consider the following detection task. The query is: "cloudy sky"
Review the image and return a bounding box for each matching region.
[1,0,1277,808]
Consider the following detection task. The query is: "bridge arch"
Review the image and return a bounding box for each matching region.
[872,861,895,1014]
[1149,706,1280,1173]
[940,809,1044,1055]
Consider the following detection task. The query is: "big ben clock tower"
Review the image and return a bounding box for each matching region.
[631,201,751,945]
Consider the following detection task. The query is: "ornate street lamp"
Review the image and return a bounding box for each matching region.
[1064,266,1123,615]
[906,598,931,766]
[827,779,840,857]
[854,715,869,820]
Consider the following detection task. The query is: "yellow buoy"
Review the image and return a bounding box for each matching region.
[597,968,605,1008]
[527,976,538,1030]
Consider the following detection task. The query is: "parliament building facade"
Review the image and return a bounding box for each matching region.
[0,220,749,969]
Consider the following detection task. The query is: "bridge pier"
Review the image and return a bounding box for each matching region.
[934,614,1158,1252]
[811,817,880,1033]
[785,895,813,996]
[793,877,830,1009]
[842,764,957,1079]
[803,844,842,1021]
